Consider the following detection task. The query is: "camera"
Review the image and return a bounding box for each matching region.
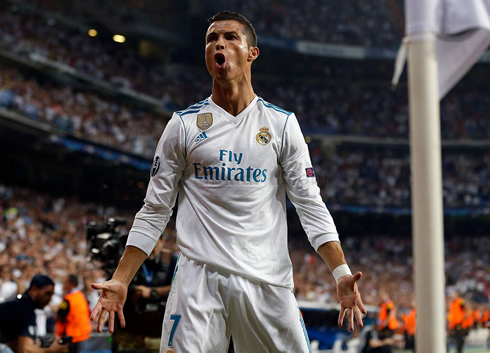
[86,218,127,276]
[57,336,73,345]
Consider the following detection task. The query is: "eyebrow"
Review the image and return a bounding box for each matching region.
[207,31,240,39]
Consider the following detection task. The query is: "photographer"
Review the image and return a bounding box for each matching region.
[113,235,177,351]
[358,324,394,353]
[0,274,67,353]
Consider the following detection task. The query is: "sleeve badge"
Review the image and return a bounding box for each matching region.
[305,167,315,177]
[197,113,213,130]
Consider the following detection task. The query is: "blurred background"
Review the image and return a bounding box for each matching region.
[0,0,489,352]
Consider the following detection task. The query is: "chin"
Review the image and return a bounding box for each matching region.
[213,72,230,82]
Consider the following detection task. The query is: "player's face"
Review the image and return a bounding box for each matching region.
[205,20,258,82]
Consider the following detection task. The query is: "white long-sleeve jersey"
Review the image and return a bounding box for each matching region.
[127,96,339,289]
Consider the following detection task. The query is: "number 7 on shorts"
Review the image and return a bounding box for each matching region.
[168,314,181,347]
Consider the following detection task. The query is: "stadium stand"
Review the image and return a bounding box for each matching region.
[234,0,403,48]
[0,65,165,158]
[1,4,490,141]
[0,1,489,352]
[1,182,489,307]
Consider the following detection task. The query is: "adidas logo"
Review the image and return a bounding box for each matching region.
[194,131,208,143]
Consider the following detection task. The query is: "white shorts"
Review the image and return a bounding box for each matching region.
[160,255,312,353]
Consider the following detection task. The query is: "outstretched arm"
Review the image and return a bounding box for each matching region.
[17,336,67,353]
[317,241,367,331]
[279,113,367,330]
[90,114,186,333]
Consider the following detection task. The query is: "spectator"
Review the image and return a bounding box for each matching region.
[55,275,91,353]
[0,265,18,301]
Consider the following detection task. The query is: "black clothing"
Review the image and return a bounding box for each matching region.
[360,326,393,353]
[0,294,37,343]
[452,326,466,353]
[118,253,178,337]
[404,332,416,352]
[132,253,178,289]
[56,299,70,323]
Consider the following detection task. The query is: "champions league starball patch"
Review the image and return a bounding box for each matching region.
[151,156,160,177]
[305,167,315,177]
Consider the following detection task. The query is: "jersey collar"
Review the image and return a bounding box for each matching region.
[208,95,258,124]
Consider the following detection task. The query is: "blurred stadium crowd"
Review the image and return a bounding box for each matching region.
[1,183,489,313]
[0,0,489,350]
[0,65,163,158]
[0,7,207,107]
[311,146,490,208]
[235,0,402,47]
[1,60,489,208]
[1,7,490,141]
[0,183,116,308]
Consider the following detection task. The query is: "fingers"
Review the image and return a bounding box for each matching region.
[90,302,101,322]
[338,307,346,327]
[118,308,126,328]
[91,282,103,290]
[354,306,364,328]
[92,281,112,292]
[356,296,367,315]
[352,271,363,282]
[108,311,115,334]
[97,308,107,333]
[348,306,354,331]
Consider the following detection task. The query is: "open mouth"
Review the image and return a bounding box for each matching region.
[215,53,226,67]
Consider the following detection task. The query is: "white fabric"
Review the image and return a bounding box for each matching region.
[402,0,490,99]
[35,309,47,337]
[332,264,352,283]
[0,280,17,300]
[127,96,339,289]
[406,0,490,35]
[436,28,490,98]
[160,255,312,353]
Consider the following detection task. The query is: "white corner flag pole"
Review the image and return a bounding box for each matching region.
[408,32,447,352]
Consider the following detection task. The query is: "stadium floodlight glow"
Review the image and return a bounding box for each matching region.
[88,29,98,37]
[113,34,126,43]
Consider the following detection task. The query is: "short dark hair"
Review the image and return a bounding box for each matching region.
[28,274,55,290]
[67,274,79,287]
[207,11,257,47]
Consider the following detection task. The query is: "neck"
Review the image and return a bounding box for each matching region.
[211,73,255,116]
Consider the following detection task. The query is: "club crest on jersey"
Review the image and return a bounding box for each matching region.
[197,113,213,130]
[165,349,174,353]
[256,126,272,146]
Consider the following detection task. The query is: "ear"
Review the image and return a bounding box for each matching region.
[248,46,260,62]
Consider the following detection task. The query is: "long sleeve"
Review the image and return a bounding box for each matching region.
[126,114,187,255]
[280,113,339,251]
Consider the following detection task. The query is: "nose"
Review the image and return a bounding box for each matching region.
[215,37,225,50]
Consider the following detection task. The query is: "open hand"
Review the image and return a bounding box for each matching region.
[337,272,367,331]
[90,279,128,333]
